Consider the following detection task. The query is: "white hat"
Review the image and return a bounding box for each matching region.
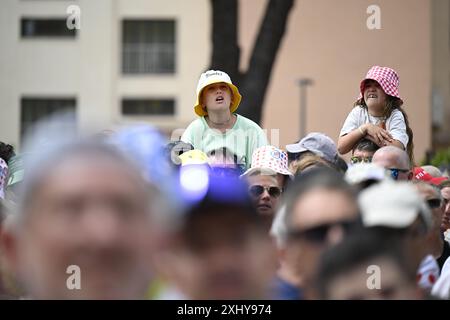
[358,181,432,229]
[241,145,293,179]
[194,70,241,116]
[345,163,391,185]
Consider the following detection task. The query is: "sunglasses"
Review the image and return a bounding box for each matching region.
[388,168,410,180]
[350,156,372,164]
[427,198,442,209]
[248,185,282,198]
[287,220,357,244]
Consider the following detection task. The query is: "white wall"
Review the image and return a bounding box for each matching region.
[0,0,210,149]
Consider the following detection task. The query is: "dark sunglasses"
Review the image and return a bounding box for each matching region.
[427,198,442,209]
[287,220,357,244]
[388,168,410,180]
[248,185,282,198]
[350,156,372,164]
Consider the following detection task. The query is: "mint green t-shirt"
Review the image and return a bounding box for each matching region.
[181,114,268,169]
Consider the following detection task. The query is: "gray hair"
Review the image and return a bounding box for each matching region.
[15,139,177,231]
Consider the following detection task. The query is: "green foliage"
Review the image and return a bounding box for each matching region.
[430,148,450,168]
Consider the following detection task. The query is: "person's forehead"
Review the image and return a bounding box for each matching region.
[204,82,229,90]
[328,257,406,299]
[441,187,450,200]
[290,188,357,229]
[362,80,380,89]
[353,149,374,158]
[39,155,144,195]
[247,174,279,186]
[182,210,258,240]
[373,152,404,169]
[416,184,439,200]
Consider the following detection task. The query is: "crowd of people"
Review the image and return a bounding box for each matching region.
[0,66,449,300]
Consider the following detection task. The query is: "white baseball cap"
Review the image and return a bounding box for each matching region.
[345,163,391,185]
[358,181,432,229]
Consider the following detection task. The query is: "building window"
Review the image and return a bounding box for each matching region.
[21,98,76,140]
[122,98,175,116]
[21,18,77,38]
[122,20,175,74]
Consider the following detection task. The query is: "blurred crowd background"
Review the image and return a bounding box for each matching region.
[0,0,450,300]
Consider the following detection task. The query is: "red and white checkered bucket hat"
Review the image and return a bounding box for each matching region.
[358,66,403,104]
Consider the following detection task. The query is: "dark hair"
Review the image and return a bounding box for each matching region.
[284,168,356,227]
[0,142,15,163]
[353,139,379,154]
[316,229,415,299]
[166,141,194,166]
[334,156,348,173]
[354,96,414,164]
[207,147,239,165]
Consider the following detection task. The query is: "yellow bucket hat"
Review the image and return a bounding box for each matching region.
[194,70,242,117]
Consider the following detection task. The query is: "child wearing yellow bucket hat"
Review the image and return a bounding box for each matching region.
[181,70,268,169]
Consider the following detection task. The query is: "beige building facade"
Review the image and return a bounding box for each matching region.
[0,0,446,162]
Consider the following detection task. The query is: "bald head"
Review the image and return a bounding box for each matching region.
[372,146,412,181]
[372,146,410,170]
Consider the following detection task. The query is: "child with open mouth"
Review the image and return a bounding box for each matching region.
[337,65,414,163]
[181,70,268,170]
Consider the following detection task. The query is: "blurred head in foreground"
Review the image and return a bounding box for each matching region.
[162,172,277,299]
[2,137,173,299]
[317,230,420,300]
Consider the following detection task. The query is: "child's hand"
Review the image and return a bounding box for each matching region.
[363,123,393,146]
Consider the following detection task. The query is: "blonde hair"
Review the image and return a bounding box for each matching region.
[291,154,333,175]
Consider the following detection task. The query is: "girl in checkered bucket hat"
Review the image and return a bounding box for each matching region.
[338,66,414,163]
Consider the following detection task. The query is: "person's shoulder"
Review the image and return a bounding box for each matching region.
[388,108,406,121]
[235,114,264,130]
[185,117,206,130]
[349,105,365,115]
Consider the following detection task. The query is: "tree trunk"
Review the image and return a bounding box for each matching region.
[209,0,242,85]
[209,0,295,124]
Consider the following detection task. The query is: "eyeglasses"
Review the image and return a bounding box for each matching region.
[350,156,372,164]
[248,185,282,198]
[287,220,357,244]
[427,198,442,209]
[388,168,410,180]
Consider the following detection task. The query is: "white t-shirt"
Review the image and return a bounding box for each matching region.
[417,254,440,291]
[339,106,409,149]
[432,257,450,299]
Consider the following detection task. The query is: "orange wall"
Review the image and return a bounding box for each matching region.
[239,0,431,161]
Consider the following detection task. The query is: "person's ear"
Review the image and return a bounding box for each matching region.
[408,171,414,181]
